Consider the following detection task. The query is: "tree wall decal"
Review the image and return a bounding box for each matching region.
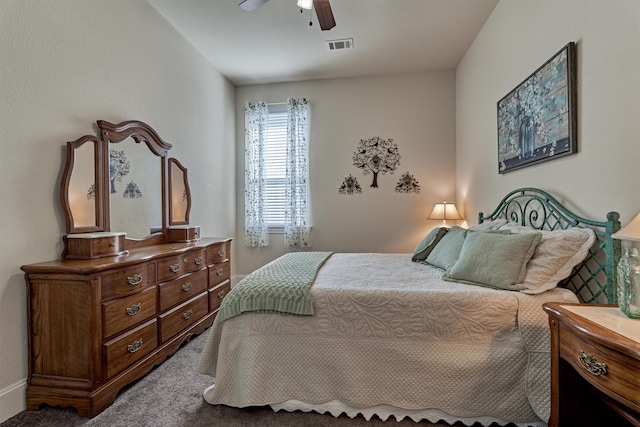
[352,136,400,188]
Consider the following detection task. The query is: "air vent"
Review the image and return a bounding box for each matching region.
[326,38,354,51]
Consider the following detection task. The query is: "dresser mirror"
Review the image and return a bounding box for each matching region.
[98,120,171,241]
[107,136,163,238]
[60,120,195,257]
[169,158,191,225]
[61,135,104,234]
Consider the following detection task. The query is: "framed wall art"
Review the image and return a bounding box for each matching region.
[497,42,577,173]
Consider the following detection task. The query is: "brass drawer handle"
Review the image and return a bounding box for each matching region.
[579,350,608,376]
[194,256,203,265]
[128,338,143,353]
[126,273,143,286]
[126,303,141,316]
[216,268,224,276]
[183,309,193,320]
[217,250,225,257]
[182,282,192,292]
[217,290,226,299]
[169,263,181,273]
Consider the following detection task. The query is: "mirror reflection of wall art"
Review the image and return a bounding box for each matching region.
[338,174,363,195]
[497,42,576,174]
[395,172,420,194]
[87,183,96,200]
[109,150,131,193]
[123,181,142,199]
[353,136,401,188]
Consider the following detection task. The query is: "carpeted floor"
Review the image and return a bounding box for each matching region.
[1,331,511,427]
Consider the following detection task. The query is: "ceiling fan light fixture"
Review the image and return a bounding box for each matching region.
[297,0,313,10]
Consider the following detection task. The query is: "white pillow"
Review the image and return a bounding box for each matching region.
[469,218,507,231]
[498,223,596,294]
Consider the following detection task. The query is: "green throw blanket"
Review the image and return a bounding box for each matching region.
[218,251,333,322]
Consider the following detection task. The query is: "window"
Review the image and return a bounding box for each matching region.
[244,98,311,248]
[263,105,287,229]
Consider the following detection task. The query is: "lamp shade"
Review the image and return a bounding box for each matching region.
[613,212,640,242]
[297,0,313,9]
[428,201,462,223]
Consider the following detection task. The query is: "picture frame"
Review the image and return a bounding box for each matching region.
[497,42,577,174]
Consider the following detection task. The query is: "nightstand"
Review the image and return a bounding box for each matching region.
[543,303,640,427]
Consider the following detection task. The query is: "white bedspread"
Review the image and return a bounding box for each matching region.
[197,253,579,426]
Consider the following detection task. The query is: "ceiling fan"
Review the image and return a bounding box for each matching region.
[239,0,336,31]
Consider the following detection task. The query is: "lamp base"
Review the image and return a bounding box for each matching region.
[616,247,640,319]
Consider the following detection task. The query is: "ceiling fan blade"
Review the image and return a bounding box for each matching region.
[239,0,269,12]
[314,0,336,31]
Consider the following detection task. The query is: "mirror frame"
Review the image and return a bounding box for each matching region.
[61,135,105,234]
[61,119,195,250]
[97,120,173,240]
[168,158,192,226]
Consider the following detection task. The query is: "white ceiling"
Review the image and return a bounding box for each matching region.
[147,0,499,86]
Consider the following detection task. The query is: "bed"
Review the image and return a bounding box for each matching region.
[196,188,621,426]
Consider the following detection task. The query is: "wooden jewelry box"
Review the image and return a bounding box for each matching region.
[62,231,127,259]
[167,225,201,242]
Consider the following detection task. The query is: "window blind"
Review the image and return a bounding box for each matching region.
[264,106,287,227]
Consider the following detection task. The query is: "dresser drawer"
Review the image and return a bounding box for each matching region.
[209,279,230,311]
[102,263,155,301]
[560,325,640,408]
[207,241,230,265]
[157,250,206,283]
[103,319,158,379]
[158,293,208,343]
[102,285,157,339]
[209,261,230,288]
[158,269,208,312]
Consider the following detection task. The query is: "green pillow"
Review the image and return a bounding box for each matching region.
[412,227,449,261]
[425,226,468,270]
[443,231,542,291]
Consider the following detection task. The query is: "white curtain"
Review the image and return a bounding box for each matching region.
[285,98,311,247]
[244,101,269,247]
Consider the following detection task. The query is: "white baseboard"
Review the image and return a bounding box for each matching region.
[0,379,26,423]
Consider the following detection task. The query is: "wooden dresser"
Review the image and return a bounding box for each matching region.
[544,302,640,427]
[21,237,231,417]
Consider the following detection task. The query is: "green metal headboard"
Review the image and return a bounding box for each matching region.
[478,187,621,304]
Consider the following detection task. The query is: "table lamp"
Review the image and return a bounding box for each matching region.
[428,201,462,226]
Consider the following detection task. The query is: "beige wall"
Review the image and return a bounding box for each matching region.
[456,0,640,225]
[0,0,235,421]
[234,72,458,276]
[3,0,639,422]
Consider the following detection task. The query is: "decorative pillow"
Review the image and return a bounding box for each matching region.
[412,227,449,262]
[469,218,508,231]
[443,231,542,291]
[425,226,467,270]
